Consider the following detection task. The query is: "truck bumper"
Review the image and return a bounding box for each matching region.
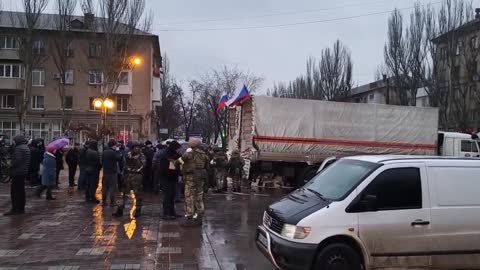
[255,225,317,270]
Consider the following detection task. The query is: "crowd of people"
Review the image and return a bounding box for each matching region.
[2,135,246,227]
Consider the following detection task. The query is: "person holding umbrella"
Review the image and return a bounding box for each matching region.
[36,146,57,200]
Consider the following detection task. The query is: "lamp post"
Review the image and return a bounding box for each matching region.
[93,97,115,149]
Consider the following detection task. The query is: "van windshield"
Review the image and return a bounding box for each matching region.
[305,159,378,201]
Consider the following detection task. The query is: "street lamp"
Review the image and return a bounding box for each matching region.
[92,98,115,148]
[133,57,141,66]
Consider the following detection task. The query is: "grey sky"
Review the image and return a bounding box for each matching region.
[6,0,480,92]
[153,0,472,93]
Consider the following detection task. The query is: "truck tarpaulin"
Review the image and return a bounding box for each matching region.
[249,96,439,163]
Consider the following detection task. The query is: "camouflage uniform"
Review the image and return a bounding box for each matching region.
[228,151,244,192]
[182,147,209,219]
[212,149,228,192]
[113,147,145,218]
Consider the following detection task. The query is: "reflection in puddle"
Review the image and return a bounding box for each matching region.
[123,191,137,240]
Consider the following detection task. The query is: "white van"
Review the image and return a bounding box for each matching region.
[438,131,480,157]
[256,156,480,270]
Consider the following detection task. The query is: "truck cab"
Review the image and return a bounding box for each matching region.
[438,132,480,157]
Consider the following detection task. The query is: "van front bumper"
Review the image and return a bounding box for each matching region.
[255,225,317,270]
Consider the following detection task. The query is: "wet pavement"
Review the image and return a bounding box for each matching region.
[0,173,283,270]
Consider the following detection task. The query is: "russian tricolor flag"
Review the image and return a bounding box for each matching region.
[226,85,251,107]
[216,93,229,112]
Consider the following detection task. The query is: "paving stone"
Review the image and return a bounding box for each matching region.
[48,266,80,270]
[157,247,182,254]
[0,249,25,257]
[158,232,179,238]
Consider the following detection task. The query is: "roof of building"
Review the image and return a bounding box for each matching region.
[0,11,153,36]
[349,79,387,96]
[432,17,480,43]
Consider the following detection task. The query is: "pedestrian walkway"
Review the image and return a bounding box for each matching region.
[0,173,277,270]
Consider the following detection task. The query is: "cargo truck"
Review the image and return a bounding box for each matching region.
[228,96,440,187]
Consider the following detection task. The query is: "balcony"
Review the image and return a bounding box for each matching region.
[0,49,20,60]
[0,78,24,90]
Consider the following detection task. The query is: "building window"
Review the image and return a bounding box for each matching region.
[27,122,49,140]
[0,64,19,78]
[0,36,19,49]
[119,71,129,85]
[89,97,100,111]
[61,70,74,85]
[456,41,463,56]
[88,70,103,85]
[0,64,22,78]
[32,40,45,55]
[31,96,44,110]
[64,42,74,57]
[1,95,15,109]
[117,97,129,112]
[89,43,102,57]
[0,121,18,140]
[369,94,374,101]
[32,69,45,86]
[64,96,73,110]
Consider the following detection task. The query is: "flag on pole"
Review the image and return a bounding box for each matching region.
[226,85,251,107]
[216,93,229,112]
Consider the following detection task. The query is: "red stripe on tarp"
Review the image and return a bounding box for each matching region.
[253,135,437,150]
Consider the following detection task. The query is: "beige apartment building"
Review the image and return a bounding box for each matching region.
[0,12,162,143]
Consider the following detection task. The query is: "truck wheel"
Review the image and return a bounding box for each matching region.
[314,243,362,270]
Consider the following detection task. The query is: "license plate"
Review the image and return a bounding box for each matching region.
[257,232,268,248]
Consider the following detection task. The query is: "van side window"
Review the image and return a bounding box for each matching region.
[364,168,422,211]
[461,140,478,152]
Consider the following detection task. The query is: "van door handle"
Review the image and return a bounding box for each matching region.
[411,220,430,226]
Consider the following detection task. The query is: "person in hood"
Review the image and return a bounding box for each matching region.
[28,139,44,186]
[4,135,31,216]
[102,139,122,206]
[36,146,57,200]
[66,143,80,187]
[85,140,101,203]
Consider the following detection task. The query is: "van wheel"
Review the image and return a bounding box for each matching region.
[314,243,361,270]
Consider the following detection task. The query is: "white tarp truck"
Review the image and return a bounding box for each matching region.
[228,96,439,187]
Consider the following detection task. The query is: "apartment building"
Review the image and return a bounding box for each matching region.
[0,12,162,143]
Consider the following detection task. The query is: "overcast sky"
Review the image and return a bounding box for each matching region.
[6,0,480,93]
[153,0,480,93]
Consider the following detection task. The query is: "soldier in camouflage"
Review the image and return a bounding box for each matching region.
[181,138,209,226]
[211,146,228,193]
[228,150,244,192]
[113,141,145,218]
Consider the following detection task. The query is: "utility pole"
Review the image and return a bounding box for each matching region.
[383,74,390,105]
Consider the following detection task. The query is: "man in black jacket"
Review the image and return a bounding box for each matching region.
[157,141,181,220]
[66,143,80,187]
[101,139,122,206]
[78,141,89,191]
[4,135,31,216]
[85,140,101,203]
[142,141,155,192]
[28,139,44,186]
[55,149,64,188]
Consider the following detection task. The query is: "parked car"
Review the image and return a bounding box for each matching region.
[256,155,480,270]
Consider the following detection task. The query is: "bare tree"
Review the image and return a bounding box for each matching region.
[174,81,200,141]
[51,0,77,134]
[82,0,152,98]
[384,8,410,105]
[155,53,181,139]
[12,0,49,135]
[319,40,353,100]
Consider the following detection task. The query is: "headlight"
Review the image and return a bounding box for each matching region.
[281,224,311,239]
